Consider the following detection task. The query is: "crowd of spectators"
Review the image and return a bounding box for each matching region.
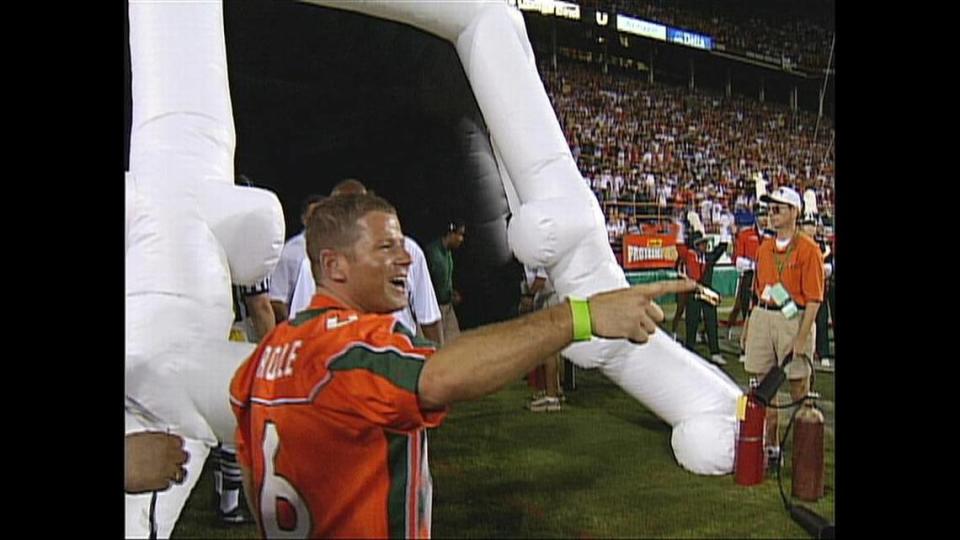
[578,0,835,73]
[537,58,835,245]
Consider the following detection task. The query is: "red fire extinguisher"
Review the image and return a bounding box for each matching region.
[734,379,765,486]
[791,397,825,501]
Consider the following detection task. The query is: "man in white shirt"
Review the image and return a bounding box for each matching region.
[268,194,325,322]
[288,180,444,344]
[288,256,317,321]
[392,237,443,342]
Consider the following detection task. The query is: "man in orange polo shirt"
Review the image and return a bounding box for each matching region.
[743,186,824,470]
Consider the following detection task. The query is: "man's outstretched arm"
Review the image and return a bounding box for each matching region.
[417,279,696,409]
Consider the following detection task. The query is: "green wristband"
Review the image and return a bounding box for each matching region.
[568,297,593,341]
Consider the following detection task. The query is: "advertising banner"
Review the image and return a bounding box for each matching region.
[623,225,679,269]
[666,27,713,50]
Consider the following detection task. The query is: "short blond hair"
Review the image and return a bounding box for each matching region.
[305,193,397,266]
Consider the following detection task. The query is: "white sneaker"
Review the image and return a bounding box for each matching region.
[526,396,561,412]
[820,358,832,368]
[739,354,747,363]
[711,354,727,365]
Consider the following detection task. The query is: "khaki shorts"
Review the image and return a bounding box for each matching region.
[744,307,815,380]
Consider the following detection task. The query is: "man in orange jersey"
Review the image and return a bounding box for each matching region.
[743,186,824,471]
[230,193,694,538]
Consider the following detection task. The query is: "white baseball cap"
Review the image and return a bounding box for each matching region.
[760,186,802,211]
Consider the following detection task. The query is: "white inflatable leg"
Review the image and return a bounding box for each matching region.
[464,3,745,473]
[127,0,237,350]
[127,0,281,439]
[590,336,742,474]
[288,0,742,474]
[126,0,274,534]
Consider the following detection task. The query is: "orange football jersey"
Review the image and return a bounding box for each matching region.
[230,294,447,538]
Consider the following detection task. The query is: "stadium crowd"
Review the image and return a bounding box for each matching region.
[537,59,835,245]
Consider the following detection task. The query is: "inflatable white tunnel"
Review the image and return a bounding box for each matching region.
[300,0,742,476]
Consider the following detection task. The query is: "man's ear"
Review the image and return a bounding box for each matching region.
[321,249,349,283]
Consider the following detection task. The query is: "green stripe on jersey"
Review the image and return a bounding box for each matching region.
[289,308,335,327]
[391,321,438,350]
[386,433,409,539]
[328,346,425,393]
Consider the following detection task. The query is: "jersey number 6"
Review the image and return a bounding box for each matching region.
[260,422,312,538]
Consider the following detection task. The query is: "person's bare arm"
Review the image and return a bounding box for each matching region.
[420,321,443,345]
[244,294,276,342]
[125,432,189,494]
[270,300,289,324]
[418,280,696,408]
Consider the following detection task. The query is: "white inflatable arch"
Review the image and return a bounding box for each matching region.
[125,1,741,536]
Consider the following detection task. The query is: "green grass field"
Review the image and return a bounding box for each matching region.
[172,299,835,538]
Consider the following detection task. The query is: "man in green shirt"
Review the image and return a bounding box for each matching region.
[425,221,466,345]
